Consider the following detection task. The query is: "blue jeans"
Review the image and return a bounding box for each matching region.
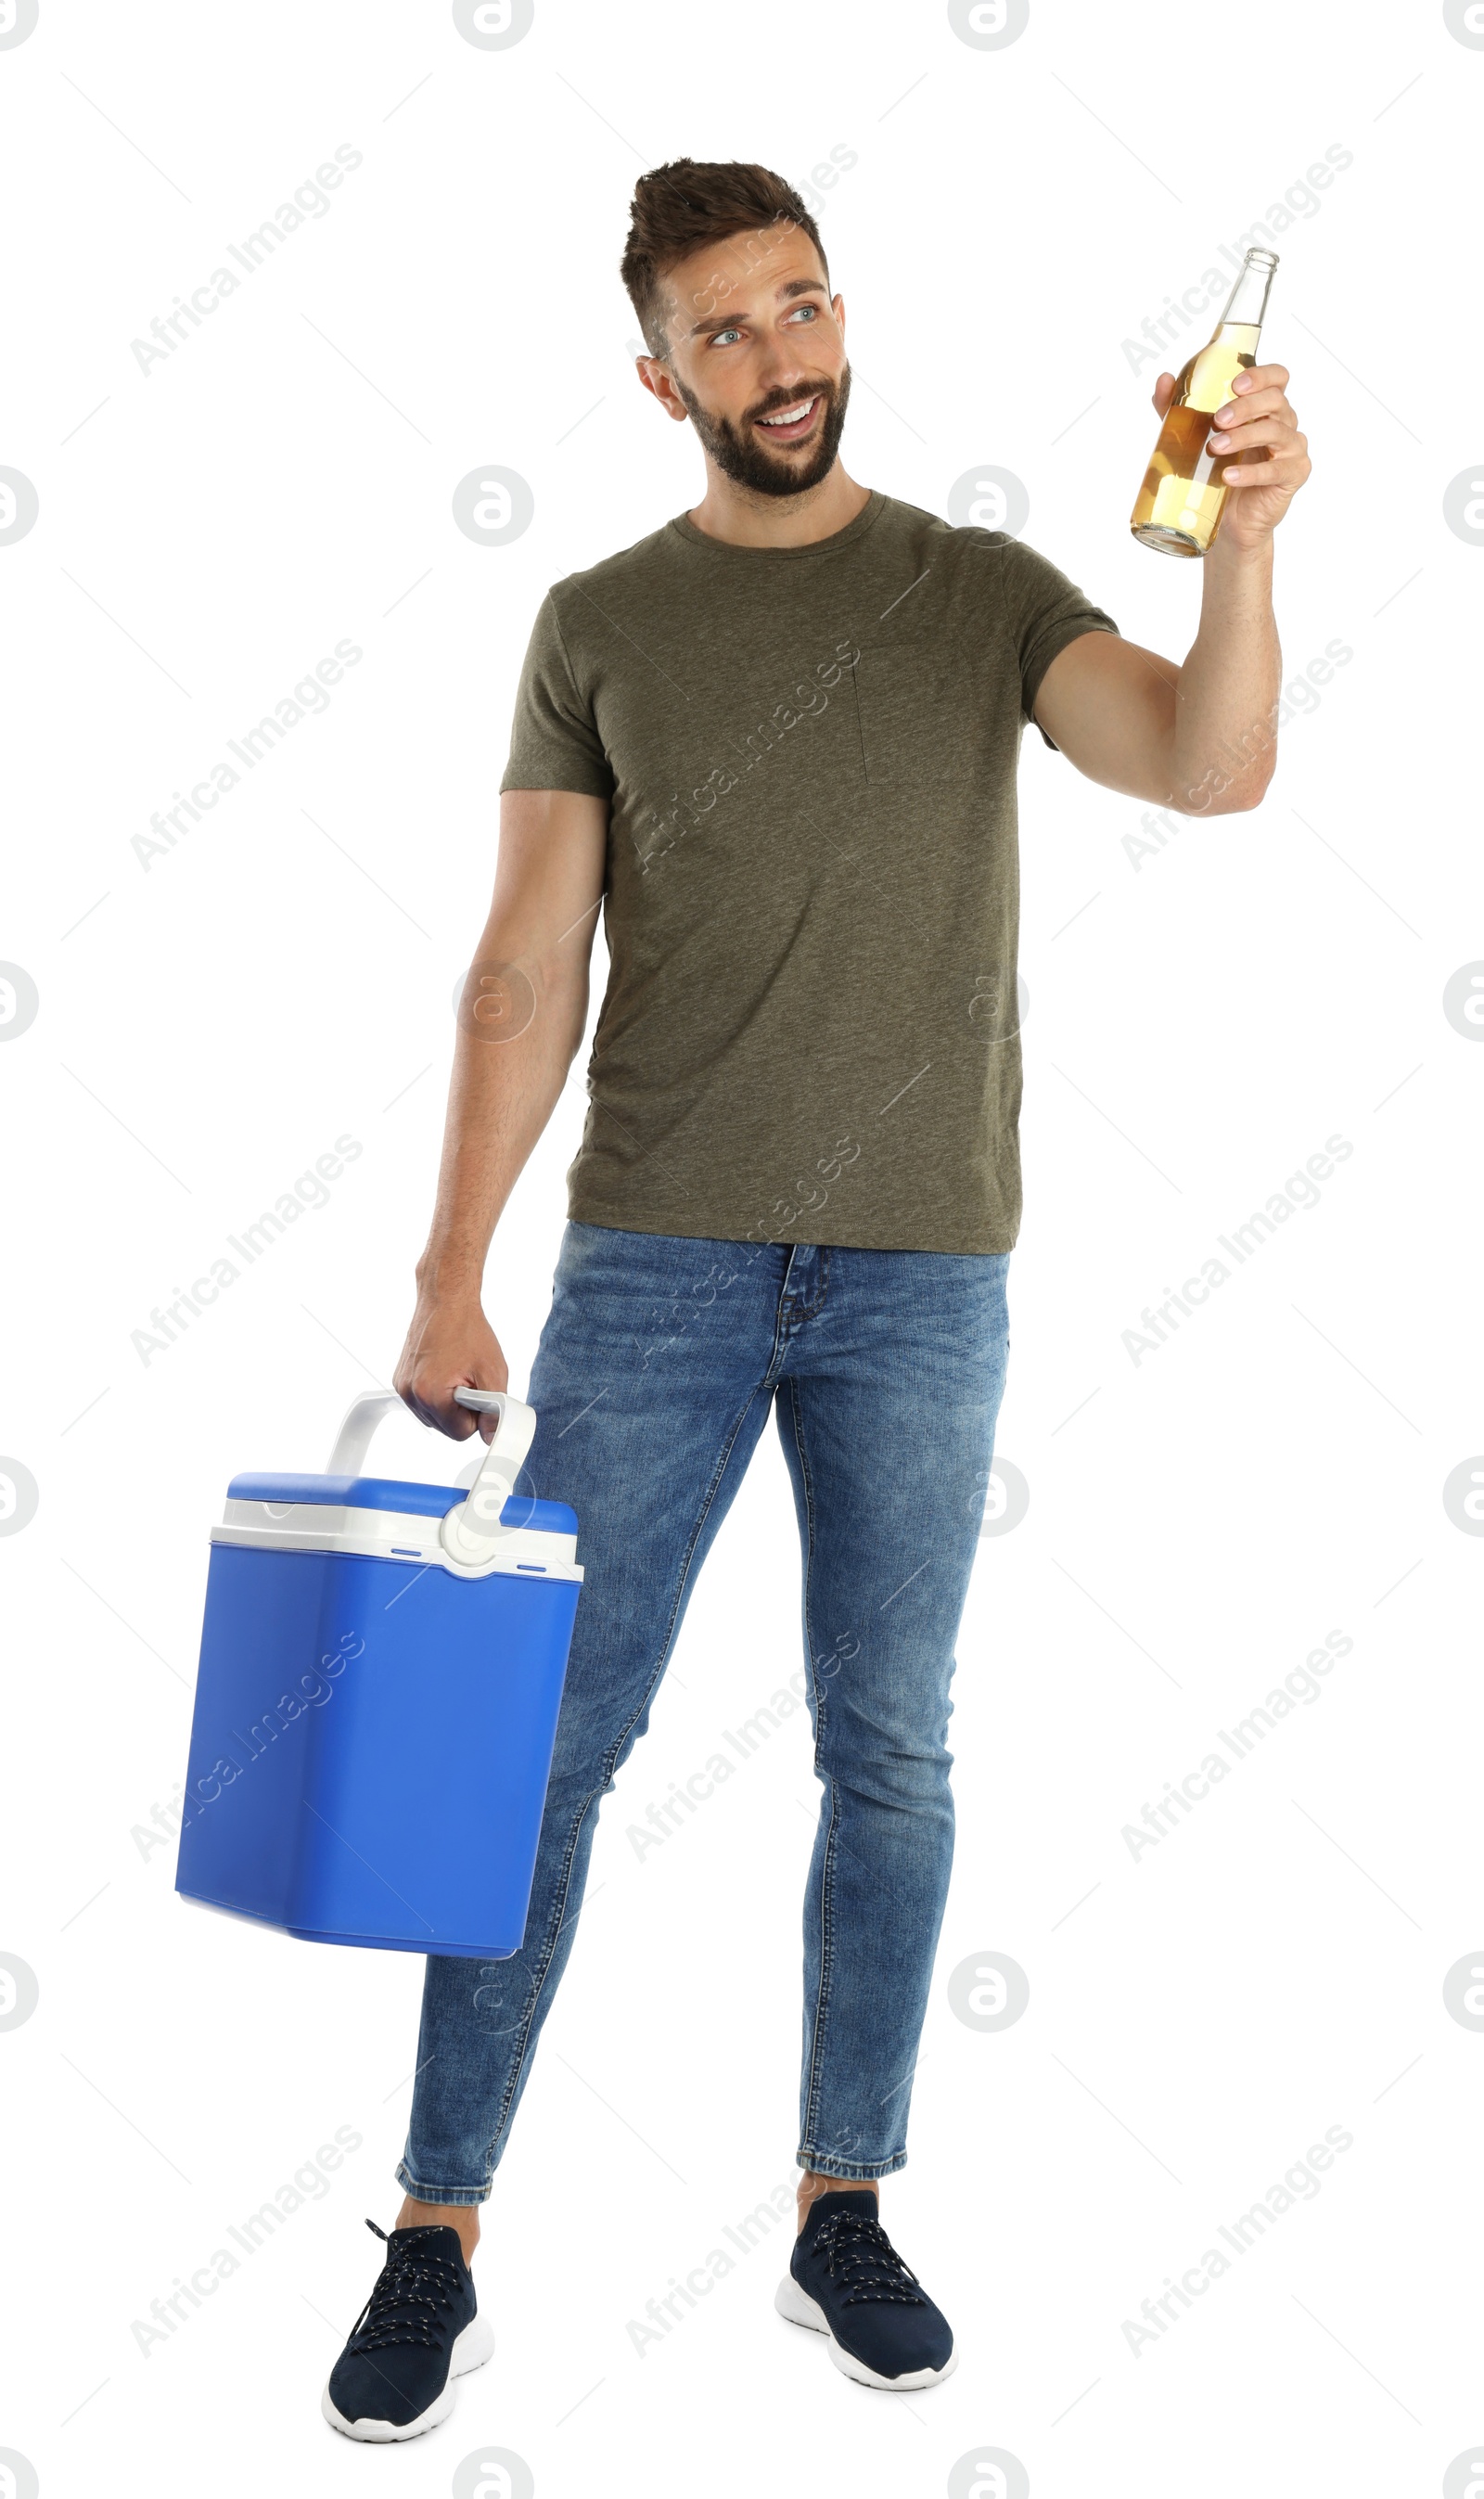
[397,1221,1010,2199]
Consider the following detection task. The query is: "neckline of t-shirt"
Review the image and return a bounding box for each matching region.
[667,489,887,562]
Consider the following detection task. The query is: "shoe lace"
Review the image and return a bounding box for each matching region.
[812,2208,928,2308]
[345,2218,466,2353]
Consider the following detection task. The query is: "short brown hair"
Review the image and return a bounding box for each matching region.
[620,158,828,359]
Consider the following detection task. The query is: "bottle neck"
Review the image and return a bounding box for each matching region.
[1213,251,1277,339]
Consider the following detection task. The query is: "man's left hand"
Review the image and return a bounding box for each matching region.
[1152,362,1311,551]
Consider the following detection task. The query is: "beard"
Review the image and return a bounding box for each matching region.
[672,365,852,499]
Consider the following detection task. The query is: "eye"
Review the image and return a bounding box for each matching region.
[710,327,742,348]
[786,304,818,323]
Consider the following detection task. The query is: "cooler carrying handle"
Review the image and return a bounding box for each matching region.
[441,1388,538,1564]
[323,1385,539,1566]
[325,1390,401,1476]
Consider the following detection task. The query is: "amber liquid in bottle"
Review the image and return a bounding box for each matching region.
[1131,250,1277,557]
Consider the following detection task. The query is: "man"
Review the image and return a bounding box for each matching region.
[322,158,1310,2440]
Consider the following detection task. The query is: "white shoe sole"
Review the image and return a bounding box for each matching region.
[774,2273,957,2391]
[321,2309,494,2441]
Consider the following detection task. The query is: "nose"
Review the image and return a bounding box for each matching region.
[753,340,817,399]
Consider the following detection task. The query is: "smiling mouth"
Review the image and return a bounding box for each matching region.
[754,394,823,443]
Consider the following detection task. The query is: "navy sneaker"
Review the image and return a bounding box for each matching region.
[322,2218,493,2441]
[775,2188,957,2390]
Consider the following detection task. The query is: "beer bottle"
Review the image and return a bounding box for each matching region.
[1130,248,1278,557]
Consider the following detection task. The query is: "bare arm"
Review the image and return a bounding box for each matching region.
[394,788,608,1441]
[1032,359,1310,816]
[1031,539,1279,815]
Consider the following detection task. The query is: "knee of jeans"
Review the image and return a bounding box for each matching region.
[548,1682,651,1789]
[544,1719,646,1826]
[823,1738,953,1814]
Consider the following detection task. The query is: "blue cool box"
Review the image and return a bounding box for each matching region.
[174,1391,582,1960]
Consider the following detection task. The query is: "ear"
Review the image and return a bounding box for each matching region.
[638,356,690,424]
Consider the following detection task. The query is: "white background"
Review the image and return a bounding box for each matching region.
[2,2,1480,2493]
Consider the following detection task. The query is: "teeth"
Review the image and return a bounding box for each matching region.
[760,398,816,426]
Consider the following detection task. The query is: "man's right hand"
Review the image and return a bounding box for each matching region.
[393,1294,510,1444]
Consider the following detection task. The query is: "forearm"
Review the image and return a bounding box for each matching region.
[1170,532,1281,813]
[416,955,588,1300]
[412,789,608,1308]
[1031,539,1284,817]
[394,793,606,1429]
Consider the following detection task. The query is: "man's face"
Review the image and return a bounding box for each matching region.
[641,224,851,498]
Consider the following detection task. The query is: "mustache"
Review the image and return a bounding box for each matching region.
[747,381,836,425]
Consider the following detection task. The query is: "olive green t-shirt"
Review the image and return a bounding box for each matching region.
[501,489,1117,1254]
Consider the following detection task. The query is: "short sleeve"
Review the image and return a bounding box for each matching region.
[500,592,616,799]
[995,537,1119,753]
